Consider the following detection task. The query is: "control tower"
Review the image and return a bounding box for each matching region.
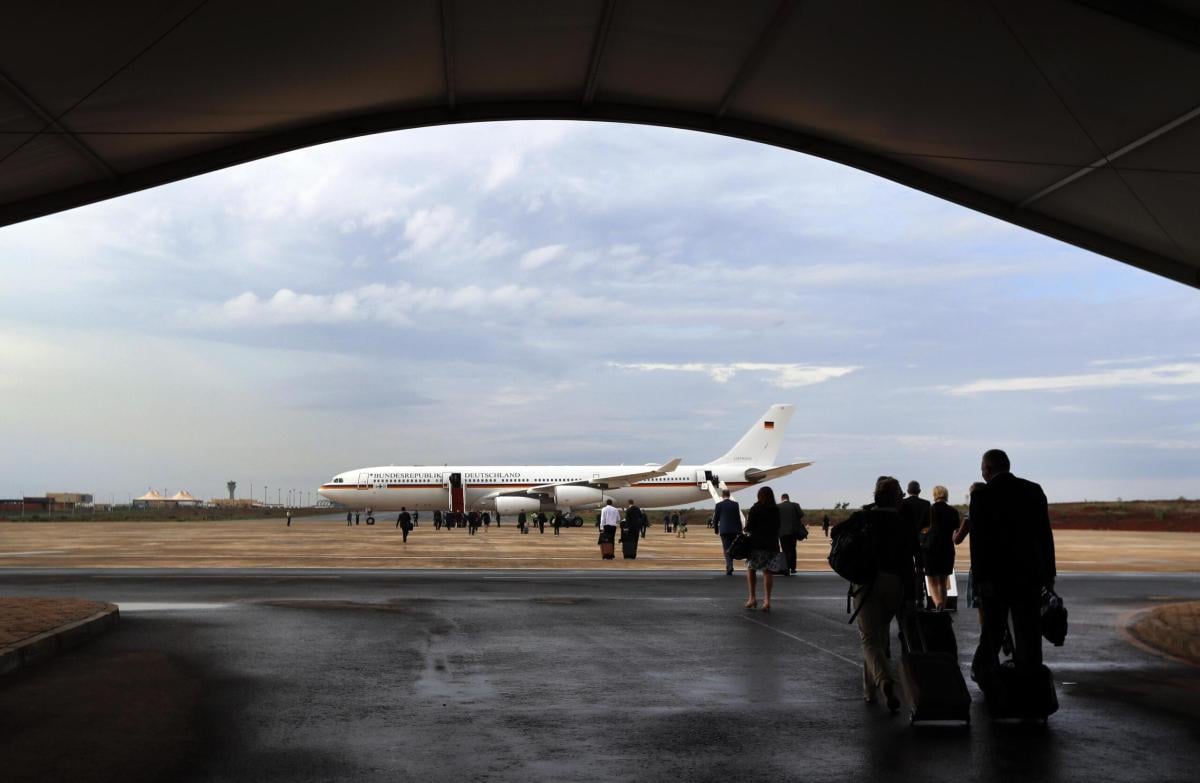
[227,481,237,501]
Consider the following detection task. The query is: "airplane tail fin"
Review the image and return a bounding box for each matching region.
[711,404,795,467]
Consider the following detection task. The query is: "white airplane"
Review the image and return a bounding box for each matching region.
[317,404,810,523]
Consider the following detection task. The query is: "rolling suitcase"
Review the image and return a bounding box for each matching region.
[900,651,971,725]
[898,608,970,726]
[600,541,615,559]
[983,661,1058,721]
[902,607,959,658]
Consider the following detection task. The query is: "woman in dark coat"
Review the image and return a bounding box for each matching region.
[923,484,959,609]
[743,486,784,612]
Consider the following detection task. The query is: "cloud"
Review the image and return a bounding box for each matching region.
[404,206,459,252]
[609,362,858,388]
[483,151,521,191]
[948,362,1200,395]
[201,282,545,327]
[519,243,567,270]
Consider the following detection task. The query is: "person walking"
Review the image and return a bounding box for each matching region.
[846,477,917,712]
[639,510,648,539]
[743,486,783,611]
[346,510,352,527]
[413,510,419,528]
[355,511,360,526]
[399,509,413,543]
[552,511,562,536]
[286,509,292,527]
[675,515,687,538]
[922,486,958,609]
[777,493,807,575]
[396,507,410,529]
[482,511,491,529]
[537,513,546,535]
[599,499,619,560]
[822,514,830,537]
[712,490,742,575]
[670,511,680,533]
[969,449,1056,685]
[902,481,932,601]
[620,500,643,559]
[518,510,527,534]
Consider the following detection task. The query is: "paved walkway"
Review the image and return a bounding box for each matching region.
[0,597,119,676]
[1130,601,1200,666]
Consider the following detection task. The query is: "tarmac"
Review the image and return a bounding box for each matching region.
[0,516,1196,571]
[0,568,1197,783]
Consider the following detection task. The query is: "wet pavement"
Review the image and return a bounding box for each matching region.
[1,569,1197,783]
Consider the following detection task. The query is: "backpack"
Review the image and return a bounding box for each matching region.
[827,510,880,623]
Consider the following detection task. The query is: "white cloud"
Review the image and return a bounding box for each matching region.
[197,282,595,327]
[404,206,459,252]
[519,243,567,270]
[948,362,1200,395]
[609,362,857,388]
[483,151,521,191]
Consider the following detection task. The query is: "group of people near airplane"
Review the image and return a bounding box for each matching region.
[715,448,1057,717]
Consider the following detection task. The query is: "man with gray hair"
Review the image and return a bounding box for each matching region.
[969,449,1056,684]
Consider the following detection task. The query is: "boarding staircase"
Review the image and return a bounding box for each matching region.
[707,477,746,524]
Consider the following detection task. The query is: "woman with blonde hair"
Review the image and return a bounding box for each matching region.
[922,484,959,609]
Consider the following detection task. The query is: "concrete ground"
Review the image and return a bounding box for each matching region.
[0,516,1196,571]
[0,569,1196,783]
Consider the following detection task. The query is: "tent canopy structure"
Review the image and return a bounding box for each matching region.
[1,0,1197,288]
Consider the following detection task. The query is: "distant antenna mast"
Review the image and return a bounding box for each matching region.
[227,481,237,500]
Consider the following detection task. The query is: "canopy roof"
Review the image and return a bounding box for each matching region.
[1,0,1197,288]
[136,490,164,501]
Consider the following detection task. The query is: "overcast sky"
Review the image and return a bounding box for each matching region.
[2,121,1197,507]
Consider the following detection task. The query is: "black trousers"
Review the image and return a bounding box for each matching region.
[973,586,1043,678]
[719,532,737,573]
[780,534,799,572]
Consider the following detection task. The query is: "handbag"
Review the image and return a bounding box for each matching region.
[726,533,751,560]
[766,551,789,574]
[1041,587,1068,646]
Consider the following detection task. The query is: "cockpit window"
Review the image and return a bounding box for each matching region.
[333,478,343,484]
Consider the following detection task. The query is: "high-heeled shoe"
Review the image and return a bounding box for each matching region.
[744,599,757,610]
[761,602,771,613]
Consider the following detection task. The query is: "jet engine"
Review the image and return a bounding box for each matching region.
[554,485,605,508]
[494,496,542,515]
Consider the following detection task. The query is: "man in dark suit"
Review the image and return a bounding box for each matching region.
[969,449,1056,682]
[901,481,932,600]
[711,490,743,575]
[777,493,807,574]
[902,481,931,539]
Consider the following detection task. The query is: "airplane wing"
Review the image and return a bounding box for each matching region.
[743,461,813,483]
[490,458,683,498]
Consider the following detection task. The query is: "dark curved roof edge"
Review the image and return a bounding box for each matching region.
[4,100,1196,290]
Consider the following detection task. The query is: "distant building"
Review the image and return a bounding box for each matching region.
[46,492,94,510]
[211,498,259,509]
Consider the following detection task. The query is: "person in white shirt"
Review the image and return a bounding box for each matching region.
[599,499,620,559]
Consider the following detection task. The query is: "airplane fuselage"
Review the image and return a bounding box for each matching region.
[317,464,753,513]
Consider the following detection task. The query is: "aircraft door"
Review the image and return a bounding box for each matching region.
[357,471,370,489]
[448,472,465,513]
